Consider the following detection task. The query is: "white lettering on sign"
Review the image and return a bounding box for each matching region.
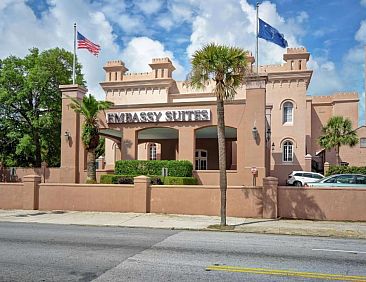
[106,109,211,124]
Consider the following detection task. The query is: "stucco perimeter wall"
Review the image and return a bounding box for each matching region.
[0,183,23,209]
[39,184,134,212]
[278,186,366,221]
[150,186,263,217]
[3,167,61,183]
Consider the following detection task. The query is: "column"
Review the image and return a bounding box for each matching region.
[262,176,278,219]
[59,84,87,183]
[22,175,41,210]
[133,176,150,213]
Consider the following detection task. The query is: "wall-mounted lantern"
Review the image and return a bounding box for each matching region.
[64,131,71,142]
[266,127,271,142]
[252,126,258,141]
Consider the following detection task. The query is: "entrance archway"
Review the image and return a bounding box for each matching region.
[195,126,237,170]
[137,127,179,160]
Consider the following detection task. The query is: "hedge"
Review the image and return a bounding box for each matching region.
[100,174,163,185]
[326,165,366,176]
[114,160,193,177]
[163,176,198,185]
[100,174,197,185]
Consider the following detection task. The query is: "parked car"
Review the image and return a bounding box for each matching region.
[304,174,366,187]
[287,171,324,187]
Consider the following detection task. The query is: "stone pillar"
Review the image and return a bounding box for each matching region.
[178,127,195,164]
[133,176,150,213]
[22,175,41,210]
[305,154,312,171]
[59,84,87,183]
[262,177,278,219]
[242,75,268,185]
[324,162,330,175]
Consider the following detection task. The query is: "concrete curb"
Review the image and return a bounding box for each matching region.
[0,210,365,240]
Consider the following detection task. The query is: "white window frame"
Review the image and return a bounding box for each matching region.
[195,149,208,170]
[282,101,293,125]
[282,140,293,162]
[360,138,366,148]
[149,143,157,160]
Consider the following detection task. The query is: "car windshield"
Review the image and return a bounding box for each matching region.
[313,176,329,183]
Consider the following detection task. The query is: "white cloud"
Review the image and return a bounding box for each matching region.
[121,37,185,80]
[186,0,303,67]
[135,0,163,15]
[0,0,120,99]
[355,20,366,43]
[307,58,343,95]
[157,16,174,31]
[361,0,366,7]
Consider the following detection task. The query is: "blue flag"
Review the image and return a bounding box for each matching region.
[258,18,288,48]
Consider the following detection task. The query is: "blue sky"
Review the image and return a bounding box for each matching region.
[1,0,365,124]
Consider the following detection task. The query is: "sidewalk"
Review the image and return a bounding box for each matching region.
[0,209,366,239]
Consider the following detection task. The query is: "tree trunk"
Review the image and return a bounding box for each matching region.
[217,97,227,226]
[86,149,97,182]
[34,130,42,167]
[336,144,340,166]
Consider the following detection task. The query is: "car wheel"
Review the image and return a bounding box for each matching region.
[294,181,302,187]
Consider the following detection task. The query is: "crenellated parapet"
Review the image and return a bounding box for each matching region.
[102,57,176,83]
[311,92,359,104]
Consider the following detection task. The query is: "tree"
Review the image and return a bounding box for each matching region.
[188,43,248,226]
[319,116,358,165]
[69,94,113,182]
[0,48,84,167]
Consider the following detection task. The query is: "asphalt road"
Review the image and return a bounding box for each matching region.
[0,222,365,282]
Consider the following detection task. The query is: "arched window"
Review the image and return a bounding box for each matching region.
[195,149,207,170]
[149,144,157,160]
[282,140,293,162]
[283,101,293,124]
[360,138,366,148]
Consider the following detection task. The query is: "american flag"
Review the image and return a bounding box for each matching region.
[77,32,101,56]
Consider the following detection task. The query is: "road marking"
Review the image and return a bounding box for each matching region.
[312,248,366,254]
[206,265,366,281]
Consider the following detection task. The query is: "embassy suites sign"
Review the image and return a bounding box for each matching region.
[107,109,211,124]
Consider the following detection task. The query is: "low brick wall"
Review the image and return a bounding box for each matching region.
[39,184,134,212]
[150,185,263,217]
[1,175,366,221]
[0,183,23,209]
[278,186,366,221]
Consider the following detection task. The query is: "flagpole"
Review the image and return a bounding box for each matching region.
[72,23,76,84]
[256,2,259,75]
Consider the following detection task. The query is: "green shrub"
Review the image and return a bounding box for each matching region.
[115,160,193,177]
[163,176,198,185]
[100,174,163,185]
[85,179,98,184]
[326,165,366,176]
[100,174,197,185]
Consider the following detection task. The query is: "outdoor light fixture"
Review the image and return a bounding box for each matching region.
[252,126,258,140]
[64,131,71,142]
[266,127,271,142]
[272,142,275,151]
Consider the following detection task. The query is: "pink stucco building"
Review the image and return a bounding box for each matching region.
[58,47,365,185]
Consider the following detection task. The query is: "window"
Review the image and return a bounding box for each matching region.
[149,144,157,160]
[360,138,366,148]
[283,102,293,124]
[195,149,207,170]
[312,174,323,179]
[282,141,293,162]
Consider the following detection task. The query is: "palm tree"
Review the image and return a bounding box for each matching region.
[319,116,358,165]
[69,94,113,182]
[188,43,248,226]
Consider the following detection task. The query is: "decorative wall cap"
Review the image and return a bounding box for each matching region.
[286,47,308,53]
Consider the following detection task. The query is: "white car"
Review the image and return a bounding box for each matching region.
[287,171,324,187]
